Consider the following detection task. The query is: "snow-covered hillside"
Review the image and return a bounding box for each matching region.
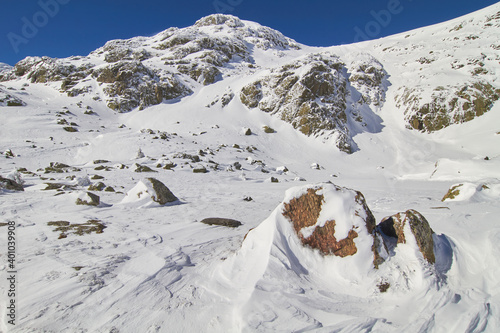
[1,3,500,332]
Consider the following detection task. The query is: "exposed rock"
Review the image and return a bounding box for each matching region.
[201,217,242,228]
[134,163,157,173]
[0,56,91,84]
[63,126,78,132]
[378,209,435,264]
[263,125,275,133]
[76,192,100,206]
[0,87,25,106]
[282,184,380,266]
[43,183,76,191]
[121,178,178,206]
[0,176,24,191]
[396,81,500,132]
[145,178,178,204]
[193,166,208,173]
[48,219,106,239]
[44,162,70,173]
[92,61,192,112]
[240,53,353,152]
[104,186,115,192]
[442,184,463,201]
[88,182,106,191]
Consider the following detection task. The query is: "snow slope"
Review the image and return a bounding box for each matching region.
[0,3,500,333]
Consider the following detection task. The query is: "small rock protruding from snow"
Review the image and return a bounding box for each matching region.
[201,217,242,228]
[121,178,178,208]
[276,166,289,174]
[75,192,100,206]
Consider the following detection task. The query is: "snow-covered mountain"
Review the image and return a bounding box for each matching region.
[1,3,500,332]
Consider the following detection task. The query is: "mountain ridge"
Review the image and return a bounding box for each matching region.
[1,4,499,152]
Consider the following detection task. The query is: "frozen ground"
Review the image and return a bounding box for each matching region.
[1,3,500,333]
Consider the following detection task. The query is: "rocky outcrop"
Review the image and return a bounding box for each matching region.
[201,218,242,228]
[396,81,500,132]
[378,209,435,264]
[240,53,386,153]
[282,184,381,265]
[92,61,191,112]
[240,53,353,151]
[0,88,25,106]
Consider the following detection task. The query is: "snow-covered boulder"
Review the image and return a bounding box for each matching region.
[282,184,380,262]
[120,178,178,208]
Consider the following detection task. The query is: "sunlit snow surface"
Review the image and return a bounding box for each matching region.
[1,4,500,332]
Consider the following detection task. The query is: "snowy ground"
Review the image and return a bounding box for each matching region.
[1,4,500,333]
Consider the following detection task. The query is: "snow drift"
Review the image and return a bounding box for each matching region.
[215,183,454,331]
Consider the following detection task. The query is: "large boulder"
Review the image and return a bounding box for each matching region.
[281,183,381,266]
[378,209,435,264]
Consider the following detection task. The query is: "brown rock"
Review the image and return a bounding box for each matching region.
[282,185,379,264]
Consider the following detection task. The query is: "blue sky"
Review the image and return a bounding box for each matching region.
[1,0,498,65]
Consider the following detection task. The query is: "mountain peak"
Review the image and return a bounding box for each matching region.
[194,14,245,28]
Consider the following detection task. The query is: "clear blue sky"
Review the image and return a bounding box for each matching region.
[1,0,498,65]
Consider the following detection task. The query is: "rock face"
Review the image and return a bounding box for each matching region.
[91,61,191,112]
[396,82,500,132]
[201,218,242,228]
[378,209,435,264]
[282,184,380,265]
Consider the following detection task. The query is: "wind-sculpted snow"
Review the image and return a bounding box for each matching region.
[215,183,462,331]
